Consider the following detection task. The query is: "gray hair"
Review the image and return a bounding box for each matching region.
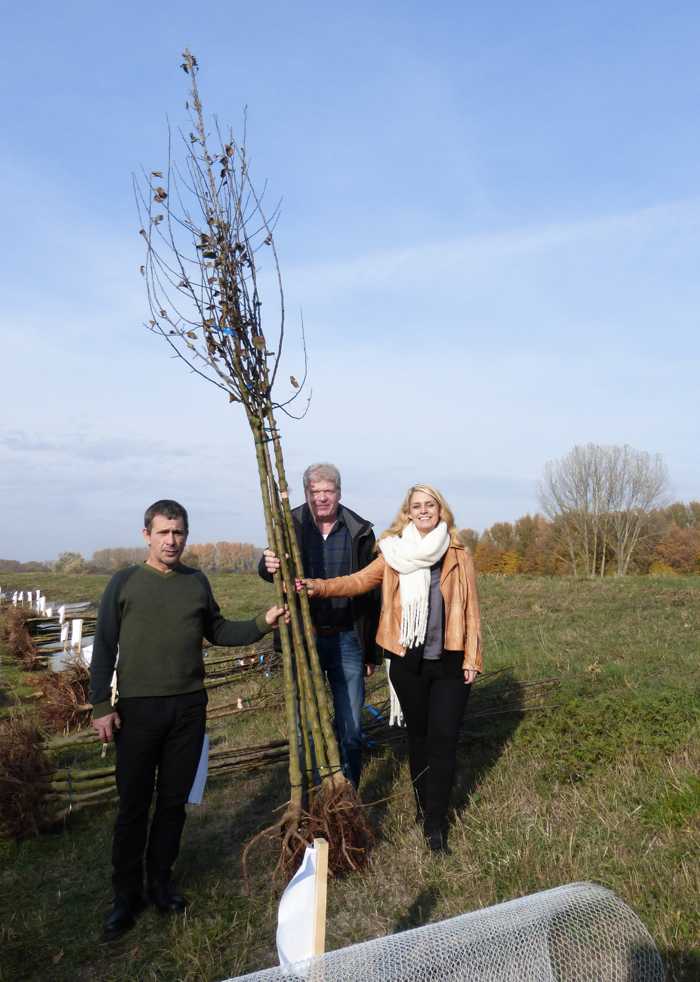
[303,462,341,492]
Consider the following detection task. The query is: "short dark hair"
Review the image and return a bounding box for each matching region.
[144,499,189,533]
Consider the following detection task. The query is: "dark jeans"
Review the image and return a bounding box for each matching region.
[389,651,471,834]
[316,629,365,787]
[112,690,207,897]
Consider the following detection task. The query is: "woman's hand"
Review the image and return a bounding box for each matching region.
[265,604,290,626]
[463,668,478,685]
[295,578,318,597]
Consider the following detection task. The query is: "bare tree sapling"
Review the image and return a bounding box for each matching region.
[135,51,371,874]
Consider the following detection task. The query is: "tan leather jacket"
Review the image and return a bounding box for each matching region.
[308,544,483,673]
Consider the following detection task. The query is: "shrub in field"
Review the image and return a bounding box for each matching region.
[648,561,679,577]
[654,526,700,574]
[53,552,87,574]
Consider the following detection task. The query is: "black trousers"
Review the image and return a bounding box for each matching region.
[112,690,207,896]
[389,651,471,835]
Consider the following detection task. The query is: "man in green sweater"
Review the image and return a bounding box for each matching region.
[89,499,285,942]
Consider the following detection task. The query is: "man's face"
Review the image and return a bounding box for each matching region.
[143,514,188,571]
[306,479,341,525]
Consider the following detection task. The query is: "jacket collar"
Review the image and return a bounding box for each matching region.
[293,502,373,541]
[440,544,463,584]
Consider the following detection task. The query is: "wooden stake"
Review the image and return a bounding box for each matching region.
[311,837,329,956]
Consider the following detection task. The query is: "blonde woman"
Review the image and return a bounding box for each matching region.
[301,485,482,853]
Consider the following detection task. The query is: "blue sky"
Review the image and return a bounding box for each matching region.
[2,2,699,560]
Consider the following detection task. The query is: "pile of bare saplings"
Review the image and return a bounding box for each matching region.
[0,661,559,843]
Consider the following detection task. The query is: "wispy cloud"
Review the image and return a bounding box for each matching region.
[0,429,196,462]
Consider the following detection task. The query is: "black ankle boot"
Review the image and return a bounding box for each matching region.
[148,881,188,914]
[102,893,145,942]
[424,827,450,855]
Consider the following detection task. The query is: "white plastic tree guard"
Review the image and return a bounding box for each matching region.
[227,883,663,982]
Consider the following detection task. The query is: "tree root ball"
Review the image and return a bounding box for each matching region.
[243,773,374,886]
[0,717,53,839]
[1,608,39,669]
[30,659,92,734]
[303,773,374,875]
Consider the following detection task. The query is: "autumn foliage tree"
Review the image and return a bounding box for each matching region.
[653,525,700,574]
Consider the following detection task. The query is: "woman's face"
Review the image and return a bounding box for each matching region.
[409,491,440,536]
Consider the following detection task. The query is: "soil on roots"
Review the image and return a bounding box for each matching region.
[243,774,374,885]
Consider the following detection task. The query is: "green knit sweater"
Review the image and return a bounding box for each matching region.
[89,563,271,718]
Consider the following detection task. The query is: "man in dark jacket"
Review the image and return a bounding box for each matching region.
[258,463,380,787]
[90,499,286,942]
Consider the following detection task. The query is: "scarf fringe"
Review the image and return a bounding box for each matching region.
[399,595,430,650]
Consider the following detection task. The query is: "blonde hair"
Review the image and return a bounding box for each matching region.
[378,484,462,546]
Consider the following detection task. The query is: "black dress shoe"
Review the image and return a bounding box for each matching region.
[102,893,144,942]
[148,881,188,914]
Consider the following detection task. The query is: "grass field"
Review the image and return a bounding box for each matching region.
[1,572,698,981]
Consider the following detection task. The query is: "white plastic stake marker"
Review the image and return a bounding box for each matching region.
[60,622,69,645]
[276,837,329,966]
[187,734,210,805]
[58,605,66,625]
[70,619,83,650]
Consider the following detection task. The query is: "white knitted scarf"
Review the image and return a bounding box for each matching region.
[379,521,450,648]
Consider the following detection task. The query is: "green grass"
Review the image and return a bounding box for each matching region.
[1,574,698,981]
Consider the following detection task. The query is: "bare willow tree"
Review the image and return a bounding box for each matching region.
[134,51,371,873]
[605,445,669,575]
[539,444,668,577]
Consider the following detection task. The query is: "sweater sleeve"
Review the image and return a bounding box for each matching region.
[89,570,129,719]
[201,574,272,646]
[309,555,386,598]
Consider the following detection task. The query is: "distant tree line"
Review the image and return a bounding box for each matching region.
[0,542,262,576]
[3,445,697,578]
[0,559,51,573]
[460,500,700,577]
